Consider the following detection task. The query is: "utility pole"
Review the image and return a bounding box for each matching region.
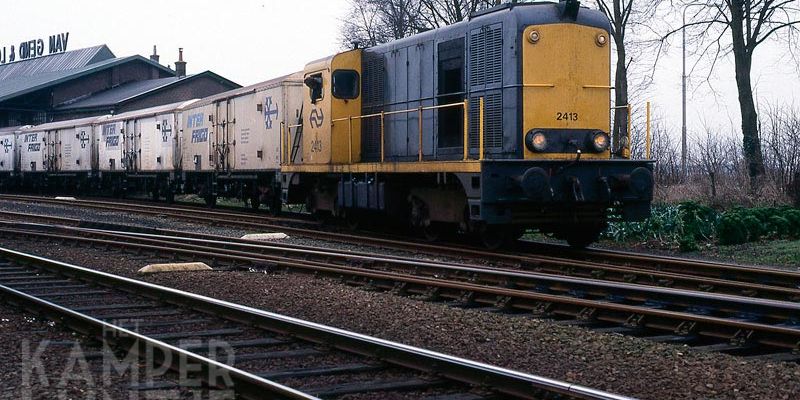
[681,6,688,179]
[681,4,704,179]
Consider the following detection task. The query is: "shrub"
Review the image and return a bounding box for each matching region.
[741,215,763,240]
[678,234,699,252]
[769,215,791,236]
[785,209,800,236]
[717,214,748,245]
[679,201,717,241]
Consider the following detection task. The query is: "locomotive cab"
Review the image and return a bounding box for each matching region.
[300,49,363,165]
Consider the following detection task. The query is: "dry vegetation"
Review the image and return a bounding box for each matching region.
[645,102,800,208]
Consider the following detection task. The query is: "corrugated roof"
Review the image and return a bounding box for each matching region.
[55,76,183,110]
[0,45,114,82]
[0,54,174,103]
[55,71,240,111]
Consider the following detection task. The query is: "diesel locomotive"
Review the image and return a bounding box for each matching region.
[281,0,653,247]
[0,1,654,248]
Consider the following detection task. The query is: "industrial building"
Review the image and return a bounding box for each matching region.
[0,45,239,127]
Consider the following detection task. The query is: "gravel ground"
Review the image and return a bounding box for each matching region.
[1,237,799,400]
[0,301,228,399]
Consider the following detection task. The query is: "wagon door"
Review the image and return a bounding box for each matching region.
[226,98,236,170]
[213,101,228,171]
[45,130,60,172]
[124,120,137,172]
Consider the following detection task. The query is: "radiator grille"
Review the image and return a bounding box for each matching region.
[469,92,503,149]
[469,23,503,89]
[361,53,386,160]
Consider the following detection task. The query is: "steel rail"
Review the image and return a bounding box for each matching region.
[2,194,799,290]
[0,284,316,400]
[520,241,800,288]
[63,228,800,317]
[0,247,633,400]
[4,206,800,305]
[4,225,800,353]
[4,219,800,306]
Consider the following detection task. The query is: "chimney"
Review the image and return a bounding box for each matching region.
[175,48,187,78]
[150,45,159,63]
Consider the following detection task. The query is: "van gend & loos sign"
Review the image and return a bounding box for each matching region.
[0,32,69,64]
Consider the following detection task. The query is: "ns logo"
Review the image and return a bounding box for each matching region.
[1,138,10,153]
[309,108,324,129]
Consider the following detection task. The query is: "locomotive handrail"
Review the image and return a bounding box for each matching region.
[611,104,633,159]
[328,99,483,164]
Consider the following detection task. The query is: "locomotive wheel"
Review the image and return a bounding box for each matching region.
[564,227,603,249]
[421,222,455,242]
[250,196,261,210]
[480,226,511,250]
[342,209,361,231]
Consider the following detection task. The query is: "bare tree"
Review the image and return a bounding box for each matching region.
[665,1,800,185]
[594,0,659,153]
[340,0,423,48]
[692,126,733,198]
[649,117,683,185]
[761,101,800,197]
[418,0,499,28]
[341,0,500,48]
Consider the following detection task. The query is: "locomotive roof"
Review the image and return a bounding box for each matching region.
[185,72,303,109]
[362,1,609,54]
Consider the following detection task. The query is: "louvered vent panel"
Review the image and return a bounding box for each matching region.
[469,30,485,88]
[468,92,503,150]
[469,24,502,89]
[485,26,503,86]
[484,92,503,148]
[361,53,386,161]
[468,96,480,149]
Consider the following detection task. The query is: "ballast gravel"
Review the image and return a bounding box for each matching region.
[1,236,798,400]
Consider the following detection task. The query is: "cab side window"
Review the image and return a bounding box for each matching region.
[304,74,324,104]
[332,70,360,99]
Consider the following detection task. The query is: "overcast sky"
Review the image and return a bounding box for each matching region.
[4,0,798,140]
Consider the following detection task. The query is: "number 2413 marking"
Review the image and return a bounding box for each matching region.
[556,112,578,121]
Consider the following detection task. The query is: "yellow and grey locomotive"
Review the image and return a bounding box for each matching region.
[281,1,653,247]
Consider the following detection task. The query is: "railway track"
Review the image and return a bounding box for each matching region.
[0,247,631,400]
[1,194,798,292]
[4,209,800,306]
[3,220,800,360]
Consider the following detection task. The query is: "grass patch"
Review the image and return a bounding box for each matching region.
[688,239,800,269]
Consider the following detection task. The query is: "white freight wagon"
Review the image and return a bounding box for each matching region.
[0,126,25,189]
[0,126,22,173]
[179,73,303,208]
[99,100,198,200]
[17,116,107,189]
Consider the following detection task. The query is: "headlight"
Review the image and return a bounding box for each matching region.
[591,131,610,152]
[525,130,548,152]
